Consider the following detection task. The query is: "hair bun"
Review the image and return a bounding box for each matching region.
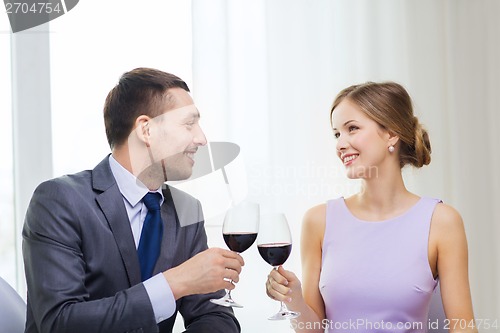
[413,120,431,167]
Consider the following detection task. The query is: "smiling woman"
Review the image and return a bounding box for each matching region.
[265,81,477,333]
[331,82,431,180]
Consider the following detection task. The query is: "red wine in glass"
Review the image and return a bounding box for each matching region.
[257,213,300,320]
[223,233,258,253]
[257,243,292,266]
[210,201,259,308]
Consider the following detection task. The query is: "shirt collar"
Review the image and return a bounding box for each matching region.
[108,155,164,207]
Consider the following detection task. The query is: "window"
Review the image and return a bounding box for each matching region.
[0,12,15,288]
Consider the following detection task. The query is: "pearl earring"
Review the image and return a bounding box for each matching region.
[388,145,395,153]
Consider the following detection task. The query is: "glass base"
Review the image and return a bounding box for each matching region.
[210,294,243,308]
[268,300,300,320]
[268,309,300,320]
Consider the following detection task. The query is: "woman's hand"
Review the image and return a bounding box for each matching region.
[265,265,303,306]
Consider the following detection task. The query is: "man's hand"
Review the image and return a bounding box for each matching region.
[163,248,244,300]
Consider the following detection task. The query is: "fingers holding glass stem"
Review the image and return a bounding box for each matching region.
[210,251,243,308]
[266,265,300,320]
[211,279,243,308]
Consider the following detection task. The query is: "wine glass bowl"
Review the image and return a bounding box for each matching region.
[223,233,258,253]
[210,201,259,308]
[258,213,300,320]
[257,243,292,267]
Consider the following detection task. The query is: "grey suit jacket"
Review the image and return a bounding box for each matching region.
[22,156,239,333]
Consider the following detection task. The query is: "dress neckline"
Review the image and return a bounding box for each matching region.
[340,196,424,224]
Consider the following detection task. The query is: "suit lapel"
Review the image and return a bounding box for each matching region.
[154,186,178,273]
[93,156,142,286]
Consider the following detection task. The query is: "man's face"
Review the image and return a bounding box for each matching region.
[140,88,207,182]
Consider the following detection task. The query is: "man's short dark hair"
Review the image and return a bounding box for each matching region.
[103,67,190,148]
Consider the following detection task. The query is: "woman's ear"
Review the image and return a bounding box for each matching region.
[387,130,400,148]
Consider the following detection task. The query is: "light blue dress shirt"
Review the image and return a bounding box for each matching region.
[109,155,176,323]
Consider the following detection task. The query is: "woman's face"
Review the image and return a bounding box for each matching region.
[331,98,393,179]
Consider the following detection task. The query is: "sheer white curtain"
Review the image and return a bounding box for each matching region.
[192,0,500,330]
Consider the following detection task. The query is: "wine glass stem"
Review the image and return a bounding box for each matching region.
[273,266,288,311]
[279,300,288,312]
[227,274,238,298]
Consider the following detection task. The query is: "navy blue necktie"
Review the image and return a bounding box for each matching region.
[137,192,163,281]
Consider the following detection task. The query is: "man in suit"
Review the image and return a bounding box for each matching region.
[22,68,243,332]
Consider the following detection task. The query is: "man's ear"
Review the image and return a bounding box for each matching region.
[134,115,151,147]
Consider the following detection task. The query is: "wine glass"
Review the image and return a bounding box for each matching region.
[257,213,300,320]
[210,201,259,308]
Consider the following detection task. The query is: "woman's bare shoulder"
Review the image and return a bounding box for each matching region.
[301,203,327,243]
[431,202,467,247]
[303,203,327,227]
[432,202,464,230]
